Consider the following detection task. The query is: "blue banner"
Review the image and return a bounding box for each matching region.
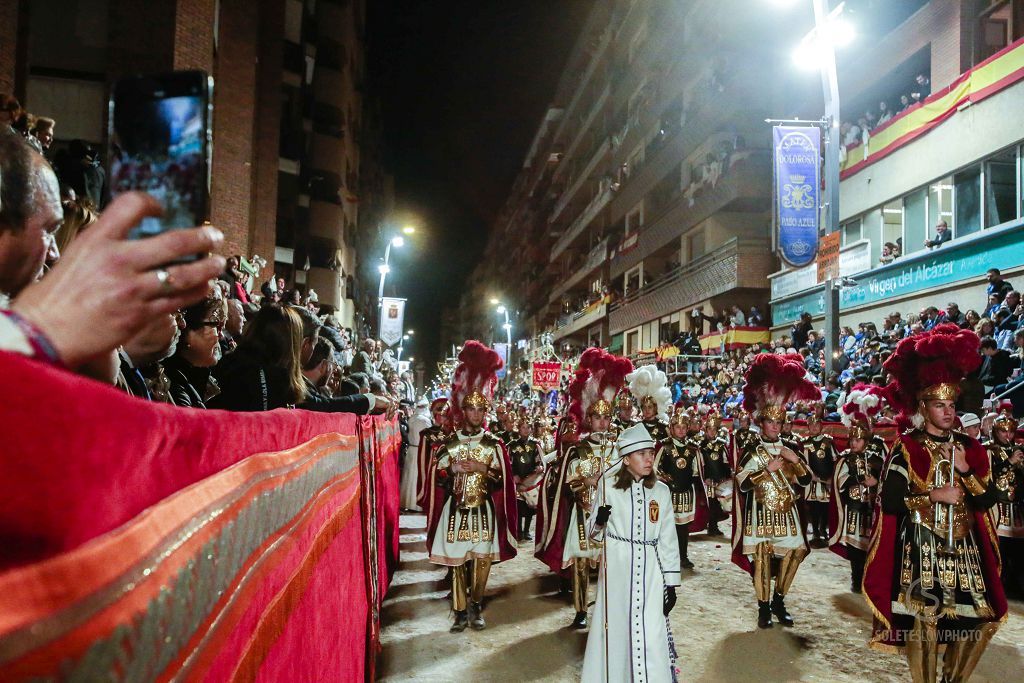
[774,126,820,267]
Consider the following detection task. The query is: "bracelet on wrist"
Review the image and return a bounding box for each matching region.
[1,309,63,367]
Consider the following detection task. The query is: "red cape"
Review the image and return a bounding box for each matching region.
[862,432,1007,651]
[534,447,574,576]
[424,432,518,562]
[414,425,447,508]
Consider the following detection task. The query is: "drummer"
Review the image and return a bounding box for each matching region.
[507,414,545,541]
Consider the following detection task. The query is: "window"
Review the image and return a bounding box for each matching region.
[863,208,883,265]
[624,265,642,296]
[974,1,1024,65]
[927,176,953,239]
[625,204,644,233]
[881,200,903,261]
[841,218,862,246]
[687,230,706,261]
[954,166,982,237]
[985,148,1017,227]
[903,188,926,255]
[626,330,640,356]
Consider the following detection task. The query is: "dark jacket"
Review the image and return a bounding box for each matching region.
[979,349,1014,388]
[162,354,213,408]
[209,347,294,411]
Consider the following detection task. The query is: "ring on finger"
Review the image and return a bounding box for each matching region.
[155,268,175,293]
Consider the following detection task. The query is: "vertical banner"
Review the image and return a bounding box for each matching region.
[494,342,508,379]
[379,297,406,347]
[774,125,821,267]
[817,231,841,283]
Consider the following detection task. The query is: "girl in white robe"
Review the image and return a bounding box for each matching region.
[582,425,681,683]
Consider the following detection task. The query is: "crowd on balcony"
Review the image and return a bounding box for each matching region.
[0,97,428,437]
[839,72,930,157]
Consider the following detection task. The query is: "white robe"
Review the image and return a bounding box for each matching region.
[582,464,681,683]
[400,409,431,511]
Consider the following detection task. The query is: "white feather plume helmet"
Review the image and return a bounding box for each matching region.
[626,365,671,421]
[840,384,883,430]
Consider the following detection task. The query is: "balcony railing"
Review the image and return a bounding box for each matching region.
[552,300,609,341]
[549,238,609,304]
[609,153,769,278]
[551,186,614,261]
[608,237,774,335]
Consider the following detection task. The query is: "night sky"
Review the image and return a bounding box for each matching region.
[367,0,593,371]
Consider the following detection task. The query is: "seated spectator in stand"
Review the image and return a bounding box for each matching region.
[979,336,1014,394]
[964,308,982,330]
[985,293,1002,319]
[986,268,1014,308]
[897,94,912,114]
[945,302,966,327]
[1,132,225,375]
[791,311,812,349]
[222,298,245,354]
[924,220,951,249]
[1003,290,1021,324]
[162,296,226,408]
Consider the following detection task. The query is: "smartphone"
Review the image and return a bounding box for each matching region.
[108,71,213,257]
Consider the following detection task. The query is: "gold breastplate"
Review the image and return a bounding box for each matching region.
[751,444,796,512]
[450,441,494,509]
[907,436,972,541]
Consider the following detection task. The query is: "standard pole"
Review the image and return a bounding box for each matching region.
[377,242,392,340]
[823,278,841,381]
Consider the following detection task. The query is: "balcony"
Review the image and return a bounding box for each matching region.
[552,301,608,342]
[551,186,614,260]
[549,239,608,304]
[608,238,775,335]
[551,84,611,190]
[607,70,764,226]
[306,267,343,309]
[610,153,770,278]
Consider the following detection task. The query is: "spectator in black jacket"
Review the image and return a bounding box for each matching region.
[791,312,813,350]
[979,336,1014,393]
[986,268,1014,309]
[298,337,384,414]
[163,296,227,408]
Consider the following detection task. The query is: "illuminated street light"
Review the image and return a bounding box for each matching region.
[391,236,405,248]
[378,263,390,275]
[407,329,415,335]
[402,225,416,235]
[496,305,506,315]
[377,235,408,338]
[489,297,500,305]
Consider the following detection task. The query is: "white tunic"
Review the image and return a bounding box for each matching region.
[582,464,681,683]
[400,409,431,511]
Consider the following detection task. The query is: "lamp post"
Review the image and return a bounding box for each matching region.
[776,0,853,378]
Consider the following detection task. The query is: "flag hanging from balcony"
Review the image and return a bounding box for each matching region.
[773,125,820,267]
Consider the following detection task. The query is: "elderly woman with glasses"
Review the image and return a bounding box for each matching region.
[161,295,227,407]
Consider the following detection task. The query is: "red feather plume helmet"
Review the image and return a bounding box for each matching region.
[577,347,633,425]
[742,353,820,421]
[450,340,503,426]
[882,323,980,424]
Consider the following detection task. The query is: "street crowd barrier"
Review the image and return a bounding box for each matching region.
[0,352,401,682]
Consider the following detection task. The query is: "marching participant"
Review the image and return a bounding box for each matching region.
[732,413,757,464]
[425,342,518,633]
[731,354,817,629]
[415,398,450,510]
[865,324,1006,682]
[830,386,884,592]
[799,410,837,548]
[701,409,733,537]
[536,348,633,628]
[582,423,681,682]
[507,415,545,541]
[612,393,638,434]
[657,409,708,569]
[628,365,671,443]
[987,411,1024,597]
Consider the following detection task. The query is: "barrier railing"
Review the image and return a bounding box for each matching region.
[0,352,400,682]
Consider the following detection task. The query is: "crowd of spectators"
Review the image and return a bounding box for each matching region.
[0,99,421,428]
[840,72,931,152]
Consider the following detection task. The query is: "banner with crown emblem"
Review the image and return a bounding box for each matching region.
[774,125,820,267]
[379,297,406,347]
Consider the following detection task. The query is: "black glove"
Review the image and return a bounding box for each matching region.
[664,586,677,616]
[595,505,612,526]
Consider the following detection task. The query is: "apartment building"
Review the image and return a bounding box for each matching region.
[771,0,1024,335]
[2,0,381,329]
[464,0,786,359]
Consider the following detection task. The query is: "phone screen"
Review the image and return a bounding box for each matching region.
[109,72,212,242]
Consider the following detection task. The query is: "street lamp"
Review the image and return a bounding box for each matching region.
[773,0,853,378]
